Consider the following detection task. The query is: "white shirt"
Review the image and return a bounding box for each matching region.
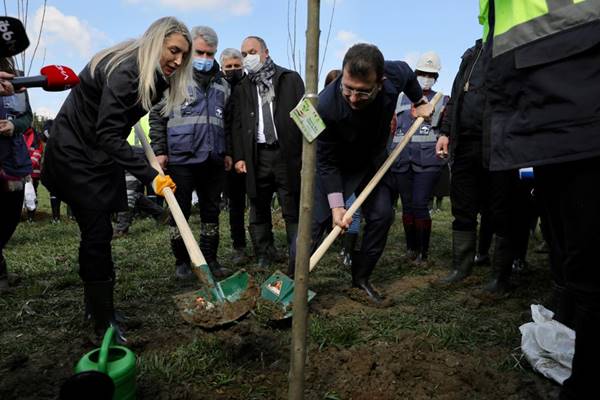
[256,84,278,144]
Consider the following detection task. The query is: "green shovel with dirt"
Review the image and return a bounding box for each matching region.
[259,92,445,318]
[134,124,258,328]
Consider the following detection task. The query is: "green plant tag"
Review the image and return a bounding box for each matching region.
[290,97,325,143]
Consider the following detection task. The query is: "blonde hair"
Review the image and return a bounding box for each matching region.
[89,16,192,115]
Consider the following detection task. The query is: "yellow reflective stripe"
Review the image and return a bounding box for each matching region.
[493,0,600,57]
[494,0,549,37]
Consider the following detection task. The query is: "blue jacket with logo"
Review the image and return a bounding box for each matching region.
[389,89,448,173]
[150,67,230,166]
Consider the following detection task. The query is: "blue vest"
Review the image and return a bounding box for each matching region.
[166,78,230,165]
[389,90,446,173]
[0,93,32,178]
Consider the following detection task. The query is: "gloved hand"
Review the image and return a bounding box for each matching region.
[152,174,176,196]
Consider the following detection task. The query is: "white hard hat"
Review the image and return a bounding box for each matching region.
[415,51,441,74]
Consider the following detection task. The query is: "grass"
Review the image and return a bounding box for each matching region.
[0,186,557,399]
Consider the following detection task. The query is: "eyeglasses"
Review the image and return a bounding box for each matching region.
[340,82,379,100]
[195,50,216,57]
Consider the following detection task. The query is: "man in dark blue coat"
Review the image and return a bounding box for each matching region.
[314,43,433,304]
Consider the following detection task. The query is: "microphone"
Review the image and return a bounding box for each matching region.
[0,17,29,57]
[12,65,80,92]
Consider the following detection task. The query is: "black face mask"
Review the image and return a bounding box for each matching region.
[224,69,244,83]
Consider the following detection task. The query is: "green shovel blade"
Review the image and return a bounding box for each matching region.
[260,271,316,318]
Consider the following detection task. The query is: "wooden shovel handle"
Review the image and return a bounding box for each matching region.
[134,124,207,268]
[309,92,444,271]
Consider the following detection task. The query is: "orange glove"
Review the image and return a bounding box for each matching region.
[152,174,176,196]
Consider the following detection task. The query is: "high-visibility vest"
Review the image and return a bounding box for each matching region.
[480,0,600,57]
[127,113,150,146]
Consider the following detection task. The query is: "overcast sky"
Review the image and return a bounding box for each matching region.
[7,0,482,118]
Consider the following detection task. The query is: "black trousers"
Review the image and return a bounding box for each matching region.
[393,167,440,220]
[0,188,24,259]
[71,206,114,282]
[225,169,247,249]
[249,145,299,257]
[450,138,491,232]
[534,157,600,400]
[312,171,396,276]
[168,161,224,224]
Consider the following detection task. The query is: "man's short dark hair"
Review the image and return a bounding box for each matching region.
[342,43,384,81]
[244,36,268,51]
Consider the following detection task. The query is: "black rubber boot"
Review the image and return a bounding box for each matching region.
[437,230,476,285]
[402,214,417,260]
[481,235,513,295]
[414,218,432,265]
[199,223,231,279]
[341,233,358,267]
[83,280,127,344]
[351,251,383,304]
[171,236,192,279]
[50,195,61,223]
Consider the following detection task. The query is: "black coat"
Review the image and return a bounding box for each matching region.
[231,63,305,198]
[42,55,167,211]
[486,19,600,171]
[316,61,422,198]
[440,39,490,162]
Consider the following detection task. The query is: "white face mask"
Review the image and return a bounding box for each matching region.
[417,76,435,91]
[243,53,263,73]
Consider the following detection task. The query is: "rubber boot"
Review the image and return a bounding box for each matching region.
[83,280,127,344]
[249,223,272,269]
[50,195,61,223]
[414,218,432,266]
[342,233,358,267]
[476,214,493,266]
[351,251,383,304]
[481,235,513,295]
[437,230,476,285]
[199,223,231,279]
[0,256,8,293]
[171,235,192,279]
[402,214,417,260]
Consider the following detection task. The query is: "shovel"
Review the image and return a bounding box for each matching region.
[259,92,444,317]
[134,124,258,328]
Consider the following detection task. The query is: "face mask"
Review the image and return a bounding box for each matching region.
[193,57,214,72]
[243,54,262,73]
[417,76,435,91]
[224,68,244,83]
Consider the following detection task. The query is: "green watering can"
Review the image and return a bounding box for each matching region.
[74,326,136,400]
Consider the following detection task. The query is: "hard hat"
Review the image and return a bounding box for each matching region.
[415,51,441,74]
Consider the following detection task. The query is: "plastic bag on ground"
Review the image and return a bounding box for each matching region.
[519,304,575,385]
[24,180,36,211]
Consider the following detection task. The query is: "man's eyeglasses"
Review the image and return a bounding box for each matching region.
[196,50,216,57]
[340,82,378,100]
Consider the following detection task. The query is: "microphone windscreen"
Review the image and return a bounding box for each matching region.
[0,17,29,57]
[40,65,80,91]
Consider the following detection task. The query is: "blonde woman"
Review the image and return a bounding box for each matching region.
[42,16,192,343]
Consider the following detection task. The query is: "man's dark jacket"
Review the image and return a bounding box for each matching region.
[316,61,422,201]
[42,55,167,211]
[230,62,305,198]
